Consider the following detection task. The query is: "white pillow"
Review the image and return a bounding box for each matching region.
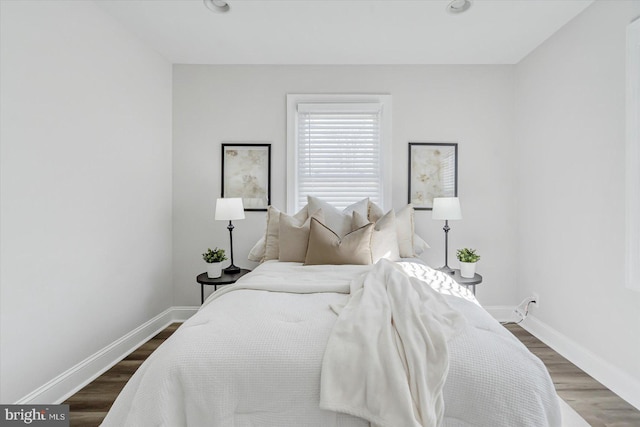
[414,234,430,255]
[247,236,266,262]
[307,196,369,238]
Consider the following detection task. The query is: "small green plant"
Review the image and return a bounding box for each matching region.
[202,247,227,263]
[457,248,480,263]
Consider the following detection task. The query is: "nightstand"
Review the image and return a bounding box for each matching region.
[196,269,251,304]
[450,269,483,295]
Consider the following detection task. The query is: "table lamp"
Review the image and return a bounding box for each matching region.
[215,198,245,274]
[432,197,462,274]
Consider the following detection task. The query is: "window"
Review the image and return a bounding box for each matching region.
[626,17,640,291]
[286,94,392,212]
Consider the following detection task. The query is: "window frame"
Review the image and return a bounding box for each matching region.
[286,94,392,213]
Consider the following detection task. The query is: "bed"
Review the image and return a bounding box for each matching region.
[102,199,561,427]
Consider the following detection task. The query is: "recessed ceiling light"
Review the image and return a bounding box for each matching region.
[446,0,472,14]
[204,0,230,13]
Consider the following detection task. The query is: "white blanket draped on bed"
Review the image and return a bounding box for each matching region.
[320,260,465,427]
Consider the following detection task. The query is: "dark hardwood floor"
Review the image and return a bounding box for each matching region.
[64,323,180,426]
[64,322,640,426]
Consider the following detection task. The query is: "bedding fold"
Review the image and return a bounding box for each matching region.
[320,259,465,427]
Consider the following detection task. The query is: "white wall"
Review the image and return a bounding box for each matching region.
[515,0,640,404]
[0,1,173,403]
[173,65,517,306]
[9,0,637,409]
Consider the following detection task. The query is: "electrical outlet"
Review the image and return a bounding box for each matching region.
[514,295,539,320]
[531,293,539,308]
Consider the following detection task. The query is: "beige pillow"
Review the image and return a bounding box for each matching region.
[307,196,369,238]
[352,210,400,262]
[368,200,385,223]
[279,209,324,262]
[263,205,308,261]
[395,204,416,258]
[304,218,374,265]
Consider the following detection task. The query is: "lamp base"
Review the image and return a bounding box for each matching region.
[437,265,455,275]
[223,265,241,274]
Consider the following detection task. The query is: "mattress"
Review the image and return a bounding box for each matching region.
[102,260,561,427]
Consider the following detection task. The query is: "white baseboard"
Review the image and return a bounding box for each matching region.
[170,306,199,322]
[15,306,199,405]
[521,315,640,411]
[17,304,640,413]
[486,306,640,411]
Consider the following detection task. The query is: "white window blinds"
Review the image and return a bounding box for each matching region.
[441,147,457,197]
[291,102,384,211]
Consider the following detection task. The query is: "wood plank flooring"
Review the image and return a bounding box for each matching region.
[504,324,640,427]
[64,322,640,426]
[64,323,180,426]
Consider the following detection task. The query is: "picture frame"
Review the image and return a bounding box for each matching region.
[408,142,458,210]
[221,143,271,211]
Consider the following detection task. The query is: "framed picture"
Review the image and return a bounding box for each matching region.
[221,143,271,211]
[408,142,458,210]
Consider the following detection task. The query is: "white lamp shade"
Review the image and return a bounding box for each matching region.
[432,197,462,220]
[215,198,245,220]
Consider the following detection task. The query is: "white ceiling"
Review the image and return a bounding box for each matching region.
[96,0,594,65]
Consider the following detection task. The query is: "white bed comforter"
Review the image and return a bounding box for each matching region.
[102,260,561,427]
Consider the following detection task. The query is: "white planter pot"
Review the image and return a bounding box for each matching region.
[206,262,222,279]
[459,261,477,278]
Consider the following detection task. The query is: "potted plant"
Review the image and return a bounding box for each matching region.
[203,247,227,278]
[456,248,480,278]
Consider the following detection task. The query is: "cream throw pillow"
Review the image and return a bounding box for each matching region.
[352,210,400,262]
[247,236,266,262]
[368,200,385,223]
[307,196,369,238]
[263,205,308,261]
[368,201,430,255]
[279,209,324,262]
[414,234,430,255]
[304,218,374,265]
[395,204,416,258]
